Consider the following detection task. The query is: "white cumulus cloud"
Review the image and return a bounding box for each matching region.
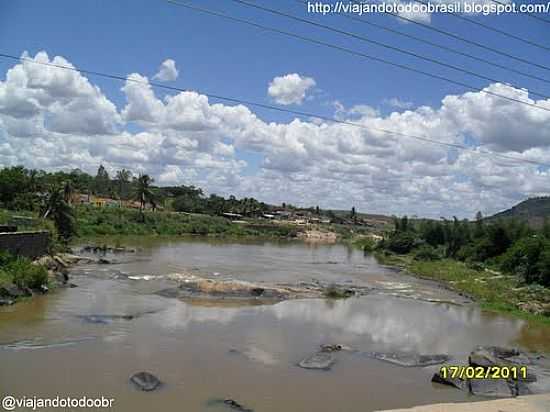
[267,73,316,105]
[153,59,179,82]
[1,51,550,219]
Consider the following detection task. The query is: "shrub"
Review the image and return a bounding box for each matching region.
[500,236,550,286]
[2,257,48,289]
[387,232,417,254]
[413,245,441,261]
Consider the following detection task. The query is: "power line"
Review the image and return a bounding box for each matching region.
[229,0,550,100]
[378,3,550,73]
[0,52,547,169]
[492,0,550,25]
[413,0,550,52]
[167,0,550,114]
[299,0,550,85]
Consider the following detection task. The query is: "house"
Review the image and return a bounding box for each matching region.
[222,212,243,220]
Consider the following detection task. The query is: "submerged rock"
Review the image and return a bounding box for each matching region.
[298,351,336,370]
[129,371,162,392]
[228,347,278,366]
[222,399,253,412]
[207,399,253,412]
[0,337,96,351]
[77,314,135,324]
[364,351,450,367]
[320,344,351,353]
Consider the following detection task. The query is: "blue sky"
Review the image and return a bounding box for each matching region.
[3,0,548,117]
[0,0,549,217]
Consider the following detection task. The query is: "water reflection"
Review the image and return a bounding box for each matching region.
[156,296,526,356]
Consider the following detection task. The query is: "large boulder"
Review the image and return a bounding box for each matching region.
[469,346,531,368]
[469,378,516,398]
[0,283,24,298]
[129,372,162,392]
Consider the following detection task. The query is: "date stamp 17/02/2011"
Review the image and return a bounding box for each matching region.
[439,365,528,380]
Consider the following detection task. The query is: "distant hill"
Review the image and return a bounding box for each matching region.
[490,197,550,228]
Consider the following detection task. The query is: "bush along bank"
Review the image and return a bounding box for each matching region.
[371,216,550,323]
[0,251,79,306]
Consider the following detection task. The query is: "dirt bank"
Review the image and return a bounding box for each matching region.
[375,394,550,412]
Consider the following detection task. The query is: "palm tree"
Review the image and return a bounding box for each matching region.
[63,181,74,204]
[42,186,76,241]
[133,174,154,221]
[116,169,131,199]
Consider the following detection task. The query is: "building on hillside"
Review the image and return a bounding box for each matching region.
[222,212,243,220]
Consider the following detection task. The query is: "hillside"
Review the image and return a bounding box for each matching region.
[490,197,550,228]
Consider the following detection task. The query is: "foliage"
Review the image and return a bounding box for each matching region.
[377,213,550,288]
[75,206,300,238]
[386,231,417,254]
[500,236,550,286]
[0,252,48,290]
[376,253,550,324]
[42,186,77,241]
[352,237,376,252]
[323,284,354,299]
[413,244,441,261]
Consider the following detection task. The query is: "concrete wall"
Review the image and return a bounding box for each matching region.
[0,231,50,259]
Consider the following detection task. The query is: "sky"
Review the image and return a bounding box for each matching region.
[0,0,550,218]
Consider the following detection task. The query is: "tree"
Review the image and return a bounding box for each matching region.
[474,211,485,238]
[315,205,320,215]
[115,169,131,199]
[42,186,76,242]
[0,166,30,206]
[63,181,74,203]
[94,164,110,195]
[133,174,154,220]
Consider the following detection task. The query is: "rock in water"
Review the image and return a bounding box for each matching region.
[298,351,335,370]
[364,352,450,367]
[469,378,516,398]
[223,399,253,412]
[129,372,162,392]
[469,346,529,368]
[0,297,14,306]
[431,370,469,391]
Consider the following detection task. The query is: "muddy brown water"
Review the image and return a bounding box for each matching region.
[1,238,550,411]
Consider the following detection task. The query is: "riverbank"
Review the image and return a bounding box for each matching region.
[375,252,550,325]
[375,393,550,412]
[0,253,86,305]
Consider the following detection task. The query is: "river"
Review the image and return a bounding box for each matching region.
[1,238,549,411]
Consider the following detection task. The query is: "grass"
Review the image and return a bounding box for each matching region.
[0,252,49,293]
[375,251,550,325]
[76,206,301,238]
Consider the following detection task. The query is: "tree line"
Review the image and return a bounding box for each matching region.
[378,214,550,287]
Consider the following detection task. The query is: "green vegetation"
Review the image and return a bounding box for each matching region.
[351,237,377,252]
[0,251,48,291]
[323,284,354,299]
[374,214,550,322]
[76,205,299,238]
